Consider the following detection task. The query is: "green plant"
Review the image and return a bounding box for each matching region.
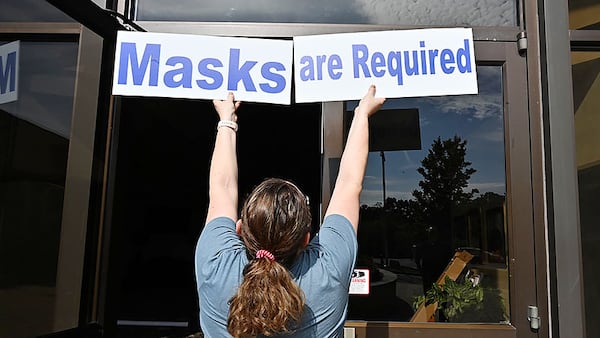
[413,276,484,321]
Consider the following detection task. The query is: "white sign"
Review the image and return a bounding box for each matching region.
[0,41,19,105]
[349,269,370,295]
[112,31,293,105]
[293,28,477,103]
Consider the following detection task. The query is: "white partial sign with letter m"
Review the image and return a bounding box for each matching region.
[0,41,19,105]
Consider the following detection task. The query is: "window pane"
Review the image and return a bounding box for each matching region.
[135,0,517,26]
[572,50,600,338]
[346,66,510,323]
[569,0,600,30]
[0,0,73,22]
[0,41,78,338]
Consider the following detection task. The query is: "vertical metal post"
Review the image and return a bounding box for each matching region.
[539,0,586,337]
[380,150,386,206]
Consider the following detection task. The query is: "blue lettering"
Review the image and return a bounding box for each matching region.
[328,54,343,80]
[428,49,438,74]
[259,62,286,93]
[387,52,403,85]
[197,58,223,90]
[118,42,160,86]
[457,39,472,73]
[352,44,371,78]
[419,42,427,74]
[299,54,342,81]
[440,49,455,74]
[227,48,257,92]
[299,56,315,81]
[316,55,327,80]
[371,52,386,77]
[0,51,16,94]
[403,50,419,76]
[164,56,192,88]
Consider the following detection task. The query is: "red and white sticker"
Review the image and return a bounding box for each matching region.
[349,269,370,295]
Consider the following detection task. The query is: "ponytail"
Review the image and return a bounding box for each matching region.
[227,258,305,338]
[228,178,312,337]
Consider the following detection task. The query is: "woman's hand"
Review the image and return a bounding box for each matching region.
[213,92,241,121]
[354,85,385,118]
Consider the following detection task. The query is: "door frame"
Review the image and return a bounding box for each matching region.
[130,20,538,337]
[128,22,538,338]
[43,1,551,337]
[321,39,535,338]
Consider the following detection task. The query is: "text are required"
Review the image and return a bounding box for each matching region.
[294,28,477,103]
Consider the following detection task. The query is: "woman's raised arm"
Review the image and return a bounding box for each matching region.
[325,85,385,233]
[206,92,242,224]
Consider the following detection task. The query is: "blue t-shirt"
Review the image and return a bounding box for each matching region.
[195,214,357,338]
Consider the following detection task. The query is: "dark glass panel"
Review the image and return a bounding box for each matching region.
[0,41,78,338]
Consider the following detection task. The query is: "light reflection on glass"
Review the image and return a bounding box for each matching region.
[0,41,78,338]
[135,0,517,27]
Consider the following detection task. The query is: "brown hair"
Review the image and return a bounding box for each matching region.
[227,178,312,338]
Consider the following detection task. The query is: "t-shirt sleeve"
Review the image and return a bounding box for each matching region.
[195,217,244,271]
[312,214,358,282]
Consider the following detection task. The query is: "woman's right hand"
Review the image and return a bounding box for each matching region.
[354,85,385,118]
[213,92,241,121]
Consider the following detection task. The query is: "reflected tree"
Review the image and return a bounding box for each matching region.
[413,136,478,237]
[412,136,478,290]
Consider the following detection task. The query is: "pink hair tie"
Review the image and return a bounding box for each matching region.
[256,249,275,261]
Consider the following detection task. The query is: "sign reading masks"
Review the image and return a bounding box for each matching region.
[0,41,19,105]
[112,28,477,104]
[112,32,293,105]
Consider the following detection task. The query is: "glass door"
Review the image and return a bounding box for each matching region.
[0,37,80,338]
[323,40,537,338]
[96,34,536,338]
[572,48,600,338]
[44,1,540,337]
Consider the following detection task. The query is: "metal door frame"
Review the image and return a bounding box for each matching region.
[121,19,537,337]
[321,39,534,338]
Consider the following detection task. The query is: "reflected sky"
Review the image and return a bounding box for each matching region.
[358,66,505,205]
[136,0,516,26]
[0,41,78,139]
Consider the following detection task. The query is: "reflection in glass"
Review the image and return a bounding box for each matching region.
[136,0,517,26]
[0,0,73,22]
[346,66,509,323]
[0,41,78,338]
[572,51,600,338]
[568,0,600,30]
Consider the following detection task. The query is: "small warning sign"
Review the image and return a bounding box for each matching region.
[349,269,370,295]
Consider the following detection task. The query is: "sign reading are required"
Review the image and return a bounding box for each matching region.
[0,41,20,105]
[112,31,293,105]
[112,28,477,104]
[294,28,478,103]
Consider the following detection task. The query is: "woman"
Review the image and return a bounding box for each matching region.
[195,86,385,337]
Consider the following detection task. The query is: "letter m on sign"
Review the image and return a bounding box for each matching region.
[117,42,161,86]
[0,41,19,104]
